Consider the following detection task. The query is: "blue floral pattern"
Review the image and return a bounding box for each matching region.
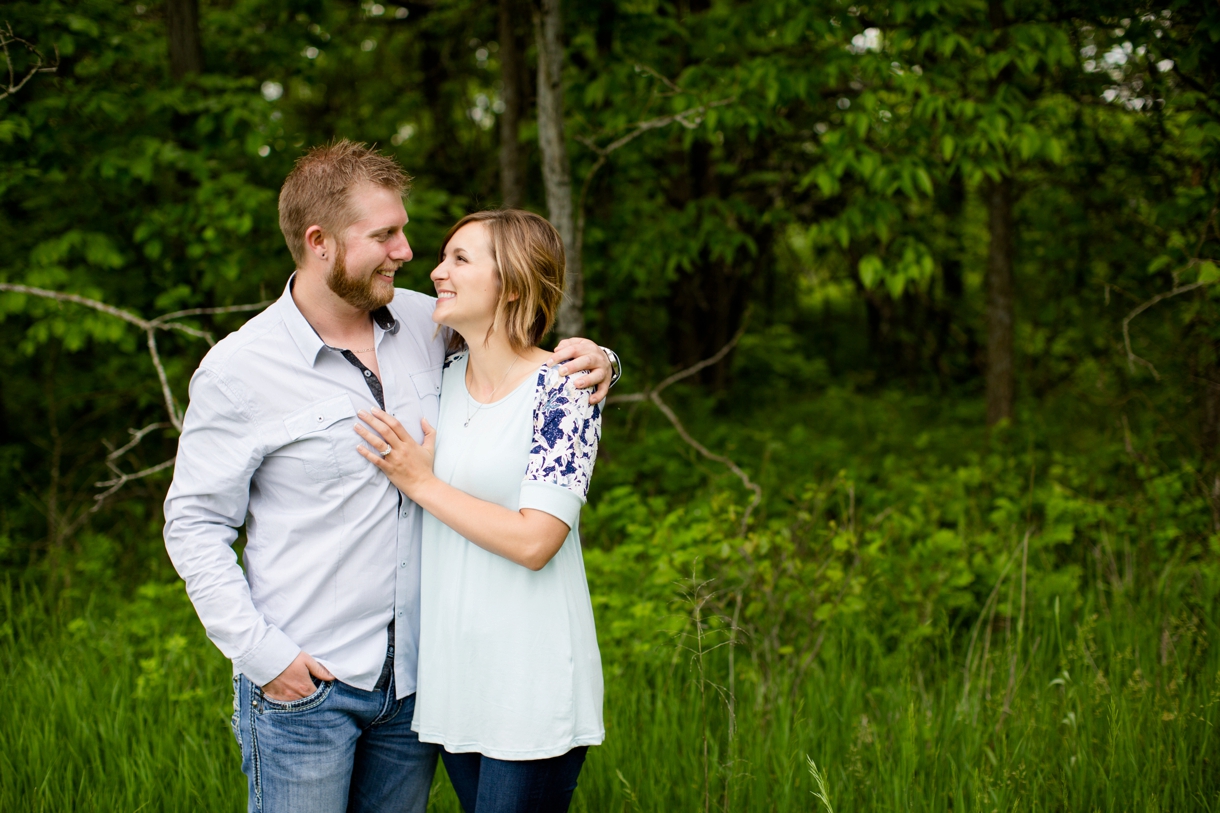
[525,366,601,498]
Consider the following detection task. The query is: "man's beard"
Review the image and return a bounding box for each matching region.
[326,242,397,312]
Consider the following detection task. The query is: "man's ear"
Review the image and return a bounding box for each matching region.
[304,225,330,260]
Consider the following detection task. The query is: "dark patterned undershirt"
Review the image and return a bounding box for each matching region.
[328,304,397,409]
[340,349,384,409]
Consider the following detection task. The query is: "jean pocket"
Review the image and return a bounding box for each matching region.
[257,678,334,714]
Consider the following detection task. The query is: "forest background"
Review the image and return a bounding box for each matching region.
[2,0,1220,810]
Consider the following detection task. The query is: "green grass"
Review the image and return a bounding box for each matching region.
[4,390,1218,810]
[3,571,1217,812]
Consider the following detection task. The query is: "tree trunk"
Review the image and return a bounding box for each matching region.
[932,172,966,385]
[533,0,582,337]
[667,255,751,390]
[166,0,204,80]
[985,176,1015,425]
[498,0,526,208]
[1200,314,1220,457]
[664,140,752,388]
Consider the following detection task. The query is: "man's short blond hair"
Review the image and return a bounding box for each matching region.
[278,140,411,266]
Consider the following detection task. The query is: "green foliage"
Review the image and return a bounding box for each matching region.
[588,383,1217,673]
[4,391,1219,809]
[1,0,1219,808]
[2,0,1219,560]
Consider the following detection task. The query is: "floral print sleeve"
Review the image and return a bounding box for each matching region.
[523,365,601,500]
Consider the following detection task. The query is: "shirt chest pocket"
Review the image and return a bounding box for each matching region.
[409,365,442,424]
[282,394,361,482]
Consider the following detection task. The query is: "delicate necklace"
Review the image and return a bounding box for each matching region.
[464,356,520,428]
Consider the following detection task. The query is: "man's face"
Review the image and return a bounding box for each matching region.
[325,183,412,312]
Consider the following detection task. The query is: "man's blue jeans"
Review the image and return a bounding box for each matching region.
[232,671,438,813]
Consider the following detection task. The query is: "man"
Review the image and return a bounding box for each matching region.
[163,141,618,813]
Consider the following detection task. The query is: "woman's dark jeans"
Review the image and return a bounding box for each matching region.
[441,746,588,813]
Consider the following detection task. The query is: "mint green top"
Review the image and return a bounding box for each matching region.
[411,353,604,760]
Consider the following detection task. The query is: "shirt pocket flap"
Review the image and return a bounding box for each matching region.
[283,394,358,440]
[409,366,442,399]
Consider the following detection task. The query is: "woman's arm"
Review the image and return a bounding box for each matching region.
[355,410,570,571]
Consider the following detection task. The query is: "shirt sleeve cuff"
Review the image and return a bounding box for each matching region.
[233,626,301,687]
[519,480,585,530]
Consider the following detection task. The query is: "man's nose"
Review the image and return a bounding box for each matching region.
[390,234,413,262]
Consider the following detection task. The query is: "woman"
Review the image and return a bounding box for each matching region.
[353,209,603,813]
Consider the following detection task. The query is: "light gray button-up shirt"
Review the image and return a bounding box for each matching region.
[164,279,444,697]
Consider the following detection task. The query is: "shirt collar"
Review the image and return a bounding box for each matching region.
[279,274,400,367]
[373,304,400,334]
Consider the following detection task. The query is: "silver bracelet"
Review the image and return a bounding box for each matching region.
[600,346,622,388]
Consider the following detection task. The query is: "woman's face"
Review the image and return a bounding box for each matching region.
[430,222,501,338]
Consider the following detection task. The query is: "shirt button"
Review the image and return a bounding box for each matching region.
[316,415,324,422]
[364,370,372,377]
[397,610,403,617]
[401,561,408,568]
[401,510,408,518]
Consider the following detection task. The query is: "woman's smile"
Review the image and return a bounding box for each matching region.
[429,222,502,330]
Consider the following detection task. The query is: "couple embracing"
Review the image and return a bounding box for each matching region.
[163,140,616,813]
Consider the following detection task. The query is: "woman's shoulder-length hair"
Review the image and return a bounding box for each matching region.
[439,209,566,354]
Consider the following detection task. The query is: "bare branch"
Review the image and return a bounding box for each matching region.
[650,392,762,534]
[92,457,177,508]
[1122,203,1220,378]
[0,22,59,102]
[0,283,271,506]
[0,284,247,344]
[653,323,748,394]
[608,320,748,405]
[608,321,760,534]
[589,97,736,159]
[633,63,685,96]
[0,283,156,330]
[105,422,172,464]
[0,284,192,426]
[151,300,274,346]
[155,300,275,320]
[1122,279,1211,380]
[573,96,736,272]
[146,329,183,431]
[0,283,272,430]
